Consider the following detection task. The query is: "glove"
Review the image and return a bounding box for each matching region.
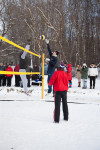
[88,76,90,78]
[95,76,97,78]
[45,39,49,44]
[45,58,50,62]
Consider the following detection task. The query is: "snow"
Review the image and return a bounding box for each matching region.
[0,76,100,150]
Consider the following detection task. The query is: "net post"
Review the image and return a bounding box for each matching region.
[42,53,44,99]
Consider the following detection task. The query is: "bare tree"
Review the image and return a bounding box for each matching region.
[0,0,99,66]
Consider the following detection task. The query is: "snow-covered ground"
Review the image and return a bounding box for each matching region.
[0,76,100,150]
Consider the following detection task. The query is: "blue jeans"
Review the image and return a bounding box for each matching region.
[48,74,53,93]
[82,79,87,88]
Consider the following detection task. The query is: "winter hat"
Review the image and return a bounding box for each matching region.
[83,63,87,67]
[91,62,95,65]
[55,51,59,55]
[59,62,65,68]
[67,63,71,67]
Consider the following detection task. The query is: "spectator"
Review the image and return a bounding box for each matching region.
[5,64,13,87]
[49,62,69,123]
[88,63,98,89]
[67,63,72,88]
[32,63,39,81]
[0,63,5,86]
[81,63,88,89]
[3,63,9,86]
[64,62,67,72]
[14,64,21,87]
[44,62,48,75]
[75,64,82,87]
[40,62,48,75]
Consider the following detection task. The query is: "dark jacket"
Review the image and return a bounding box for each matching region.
[32,65,39,80]
[47,44,58,74]
[26,66,33,77]
[19,52,28,69]
[19,44,30,69]
[0,66,5,76]
[81,67,88,79]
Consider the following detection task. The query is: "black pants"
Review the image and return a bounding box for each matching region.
[3,76,6,86]
[0,76,6,86]
[27,75,31,87]
[15,75,21,87]
[6,77,12,87]
[0,76,3,86]
[90,76,95,88]
[54,91,68,123]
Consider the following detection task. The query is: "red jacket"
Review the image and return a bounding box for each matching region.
[67,64,72,80]
[14,64,20,76]
[5,67,13,77]
[14,64,20,72]
[49,70,69,91]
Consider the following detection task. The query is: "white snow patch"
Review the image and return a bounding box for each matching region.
[0,76,100,150]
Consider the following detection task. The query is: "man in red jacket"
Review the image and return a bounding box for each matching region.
[49,62,69,123]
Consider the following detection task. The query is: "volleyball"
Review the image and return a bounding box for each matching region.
[40,35,45,40]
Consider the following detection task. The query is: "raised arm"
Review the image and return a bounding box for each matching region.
[45,39,52,57]
[47,44,52,57]
[21,44,30,59]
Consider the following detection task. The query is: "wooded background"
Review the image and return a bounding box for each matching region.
[0,0,99,66]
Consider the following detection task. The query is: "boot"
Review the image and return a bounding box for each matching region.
[93,86,95,89]
[78,82,81,87]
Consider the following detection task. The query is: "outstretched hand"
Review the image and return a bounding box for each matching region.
[45,39,49,44]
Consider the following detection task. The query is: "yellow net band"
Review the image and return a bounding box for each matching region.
[0,71,40,75]
[0,36,41,58]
